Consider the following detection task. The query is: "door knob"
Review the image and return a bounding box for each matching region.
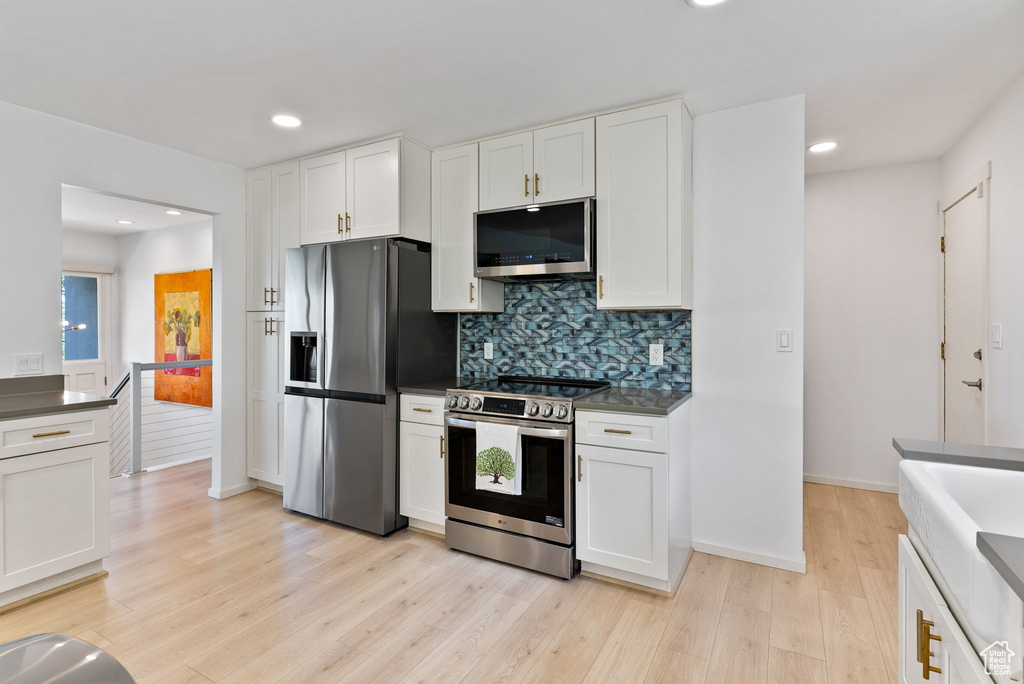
[974,348,983,360]
[962,379,983,390]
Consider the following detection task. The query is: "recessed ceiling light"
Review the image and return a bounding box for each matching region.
[117,220,134,224]
[686,0,728,7]
[807,141,839,153]
[165,210,182,216]
[271,114,302,128]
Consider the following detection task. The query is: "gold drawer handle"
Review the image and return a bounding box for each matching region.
[604,428,632,435]
[440,435,445,460]
[33,430,71,438]
[916,609,942,679]
[413,408,432,413]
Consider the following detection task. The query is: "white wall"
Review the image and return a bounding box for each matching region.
[0,99,248,499]
[804,161,942,491]
[691,95,806,571]
[61,229,118,267]
[942,72,1024,450]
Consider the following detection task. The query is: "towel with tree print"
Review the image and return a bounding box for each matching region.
[474,421,522,495]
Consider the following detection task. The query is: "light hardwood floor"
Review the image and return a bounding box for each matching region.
[0,461,907,683]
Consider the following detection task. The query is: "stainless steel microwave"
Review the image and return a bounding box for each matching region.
[474,198,595,281]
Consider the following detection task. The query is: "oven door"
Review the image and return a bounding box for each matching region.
[444,414,573,546]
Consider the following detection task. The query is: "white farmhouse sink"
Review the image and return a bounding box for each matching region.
[898,459,1024,652]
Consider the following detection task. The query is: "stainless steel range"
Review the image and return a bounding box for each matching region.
[443,376,609,579]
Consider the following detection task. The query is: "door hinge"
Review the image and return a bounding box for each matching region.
[940,236,945,253]
[940,342,945,360]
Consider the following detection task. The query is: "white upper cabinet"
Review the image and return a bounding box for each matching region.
[479,131,534,210]
[300,150,346,245]
[479,121,595,211]
[272,162,300,309]
[346,138,400,241]
[299,138,430,246]
[246,168,273,311]
[431,144,504,313]
[596,100,692,310]
[533,119,595,204]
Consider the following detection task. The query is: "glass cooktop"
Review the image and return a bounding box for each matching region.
[457,376,609,400]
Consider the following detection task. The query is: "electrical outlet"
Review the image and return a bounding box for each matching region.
[14,353,43,376]
[649,344,664,366]
[991,323,1003,349]
[484,342,494,360]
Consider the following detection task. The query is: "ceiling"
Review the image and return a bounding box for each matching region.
[4,1,1023,175]
[62,185,210,236]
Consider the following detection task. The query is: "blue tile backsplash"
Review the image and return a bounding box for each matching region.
[459,280,691,390]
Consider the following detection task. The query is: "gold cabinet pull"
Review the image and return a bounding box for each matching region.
[270,288,277,306]
[337,214,343,234]
[345,212,351,233]
[440,435,445,459]
[604,428,632,435]
[413,408,432,413]
[577,454,583,482]
[535,173,540,196]
[599,275,604,299]
[269,319,276,335]
[469,282,475,303]
[33,430,71,438]
[524,174,529,197]
[264,318,270,336]
[264,287,270,305]
[916,610,942,679]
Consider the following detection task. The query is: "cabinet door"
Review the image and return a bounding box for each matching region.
[898,536,992,684]
[399,421,446,526]
[576,443,668,580]
[479,131,534,210]
[533,119,595,203]
[596,100,686,310]
[431,144,504,313]
[272,162,300,309]
[247,312,284,485]
[346,138,401,240]
[0,441,109,592]
[246,168,273,311]
[300,150,346,245]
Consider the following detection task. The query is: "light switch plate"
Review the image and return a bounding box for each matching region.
[991,323,1003,349]
[777,330,794,352]
[14,353,43,376]
[649,344,664,366]
[484,342,494,360]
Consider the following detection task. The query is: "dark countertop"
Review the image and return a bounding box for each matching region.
[977,533,1024,605]
[398,378,481,397]
[575,388,691,416]
[894,437,1024,471]
[0,390,116,421]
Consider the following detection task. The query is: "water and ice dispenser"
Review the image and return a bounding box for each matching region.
[289,333,319,384]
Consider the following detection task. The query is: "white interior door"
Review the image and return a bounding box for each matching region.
[479,131,534,210]
[346,138,401,240]
[943,183,987,444]
[61,272,108,395]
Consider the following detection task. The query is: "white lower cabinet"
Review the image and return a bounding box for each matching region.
[576,443,668,579]
[575,404,691,593]
[399,394,446,529]
[246,312,284,486]
[0,410,110,598]
[899,535,993,684]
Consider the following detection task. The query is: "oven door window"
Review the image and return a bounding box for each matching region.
[447,424,566,529]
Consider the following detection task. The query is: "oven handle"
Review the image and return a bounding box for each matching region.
[444,415,570,439]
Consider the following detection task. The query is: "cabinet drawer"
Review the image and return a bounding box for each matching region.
[400,394,445,426]
[576,411,667,453]
[0,410,109,460]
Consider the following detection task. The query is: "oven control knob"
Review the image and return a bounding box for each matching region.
[555,405,569,420]
[470,397,482,411]
[527,402,540,416]
[447,395,459,409]
[457,395,470,409]
[541,403,554,418]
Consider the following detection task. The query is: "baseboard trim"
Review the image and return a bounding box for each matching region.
[803,474,898,494]
[207,481,257,500]
[691,541,806,573]
[145,454,211,473]
[0,563,107,613]
[255,481,283,494]
[407,519,446,538]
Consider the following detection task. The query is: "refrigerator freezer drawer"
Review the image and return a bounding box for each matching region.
[283,394,324,518]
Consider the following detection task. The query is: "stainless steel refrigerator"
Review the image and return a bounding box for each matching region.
[282,239,456,535]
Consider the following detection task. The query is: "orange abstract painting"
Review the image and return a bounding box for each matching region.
[154,269,212,407]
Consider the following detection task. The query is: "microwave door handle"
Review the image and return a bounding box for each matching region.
[444,416,569,439]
